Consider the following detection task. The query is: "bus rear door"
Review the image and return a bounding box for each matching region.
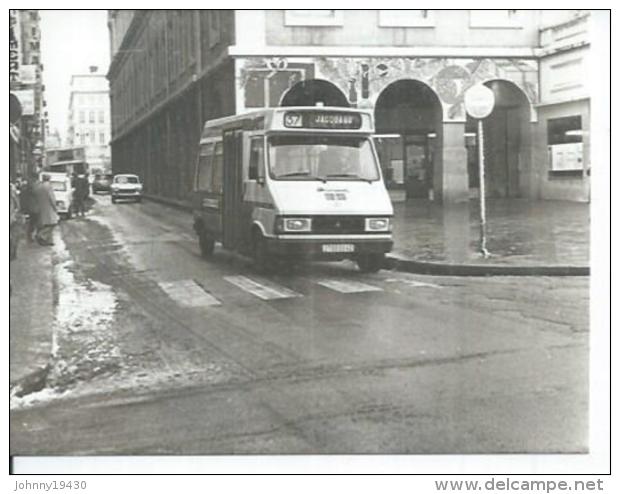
[222,129,244,251]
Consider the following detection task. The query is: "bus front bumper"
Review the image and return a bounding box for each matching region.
[264,234,393,259]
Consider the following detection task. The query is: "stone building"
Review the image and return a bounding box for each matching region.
[107,10,590,204]
[9,9,47,180]
[66,67,112,172]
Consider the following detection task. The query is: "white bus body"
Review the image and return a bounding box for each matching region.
[192,107,394,272]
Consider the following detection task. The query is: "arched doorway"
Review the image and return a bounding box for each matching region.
[465,80,531,198]
[374,80,442,200]
[280,79,349,107]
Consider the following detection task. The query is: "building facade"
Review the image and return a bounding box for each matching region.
[9,9,47,181]
[107,10,590,204]
[66,67,112,172]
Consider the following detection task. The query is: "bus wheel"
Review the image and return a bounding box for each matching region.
[252,232,273,273]
[199,231,215,258]
[356,253,384,273]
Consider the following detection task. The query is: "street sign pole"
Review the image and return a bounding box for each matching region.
[477,119,489,258]
[464,84,495,259]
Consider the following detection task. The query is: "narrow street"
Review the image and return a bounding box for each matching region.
[10,196,589,455]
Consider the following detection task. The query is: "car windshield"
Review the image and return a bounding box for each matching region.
[50,181,67,192]
[268,135,380,181]
[115,176,139,184]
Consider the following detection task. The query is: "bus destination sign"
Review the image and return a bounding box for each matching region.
[284,111,362,130]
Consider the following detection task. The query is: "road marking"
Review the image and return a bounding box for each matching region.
[383,278,442,289]
[224,275,301,300]
[315,278,383,294]
[158,280,222,307]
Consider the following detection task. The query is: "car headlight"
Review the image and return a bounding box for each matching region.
[276,217,312,233]
[365,217,391,232]
[111,184,119,191]
[136,184,143,191]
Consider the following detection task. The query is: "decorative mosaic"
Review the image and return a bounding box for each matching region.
[238,56,538,121]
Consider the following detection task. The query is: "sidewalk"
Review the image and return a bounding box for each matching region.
[10,235,56,388]
[388,199,590,276]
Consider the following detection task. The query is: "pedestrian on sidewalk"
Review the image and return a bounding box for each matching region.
[71,172,90,217]
[9,181,20,260]
[19,172,40,242]
[34,174,59,246]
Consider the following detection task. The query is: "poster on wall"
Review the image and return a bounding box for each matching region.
[549,142,584,171]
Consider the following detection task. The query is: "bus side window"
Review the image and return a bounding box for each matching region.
[211,142,224,193]
[197,143,215,191]
[248,137,264,181]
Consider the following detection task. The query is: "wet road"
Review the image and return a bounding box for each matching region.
[10,195,589,454]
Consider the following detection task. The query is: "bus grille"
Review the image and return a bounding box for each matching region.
[312,216,366,234]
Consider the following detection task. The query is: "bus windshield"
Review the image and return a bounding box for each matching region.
[268,135,380,181]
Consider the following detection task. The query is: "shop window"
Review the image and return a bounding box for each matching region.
[547,115,584,177]
[284,10,343,27]
[470,10,522,29]
[248,137,264,180]
[379,10,435,28]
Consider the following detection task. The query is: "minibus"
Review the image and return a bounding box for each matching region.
[192,107,393,272]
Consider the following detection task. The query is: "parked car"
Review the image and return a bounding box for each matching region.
[111,174,143,203]
[41,172,74,219]
[92,173,113,194]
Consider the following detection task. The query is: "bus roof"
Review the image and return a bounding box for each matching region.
[201,106,375,141]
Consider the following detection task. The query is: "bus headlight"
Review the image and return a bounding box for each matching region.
[276,217,312,233]
[365,217,391,232]
[56,201,65,209]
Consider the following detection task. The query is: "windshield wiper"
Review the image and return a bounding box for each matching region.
[323,173,373,183]
[276,171,326,182]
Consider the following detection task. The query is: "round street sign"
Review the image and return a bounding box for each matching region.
[464,84,495,119]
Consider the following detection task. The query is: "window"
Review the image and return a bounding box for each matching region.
[379,10,435,27]
[98,110,105,123]
[79,110,85,123]
[197,143,214,191]
[89,110,95,123]
[547,115,584,174]
[90,132,96,144]
[284,10,343,27]
[99,132,105,144]
[469,10,522,29]
[248,137,265,180]
[196,142,223,192]
[268,136,380,181]
[80,134,85,145]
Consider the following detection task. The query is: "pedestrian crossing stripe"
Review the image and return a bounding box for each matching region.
[383,278,442,288]
[315,278,383,294]
[158,280,222,307]
[224,275,302,300]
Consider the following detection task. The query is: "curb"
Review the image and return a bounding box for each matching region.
[143,195,589,277]
[385,255,589,277]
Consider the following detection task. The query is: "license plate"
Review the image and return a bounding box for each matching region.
[322,244,355,253]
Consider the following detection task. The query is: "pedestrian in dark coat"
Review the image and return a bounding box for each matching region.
[19,173,40,241]
[72,173,90,216]
[34,174,59,246]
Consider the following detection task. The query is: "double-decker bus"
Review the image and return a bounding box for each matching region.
[192,106,393,272]
[44,147,89,176]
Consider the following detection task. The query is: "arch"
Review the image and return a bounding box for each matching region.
[279,79,349,108]
[465,79,533,198]
[479,78,537,122]
[373,79,443,200]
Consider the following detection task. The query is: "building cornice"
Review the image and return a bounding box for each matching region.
[227,45,542,59]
